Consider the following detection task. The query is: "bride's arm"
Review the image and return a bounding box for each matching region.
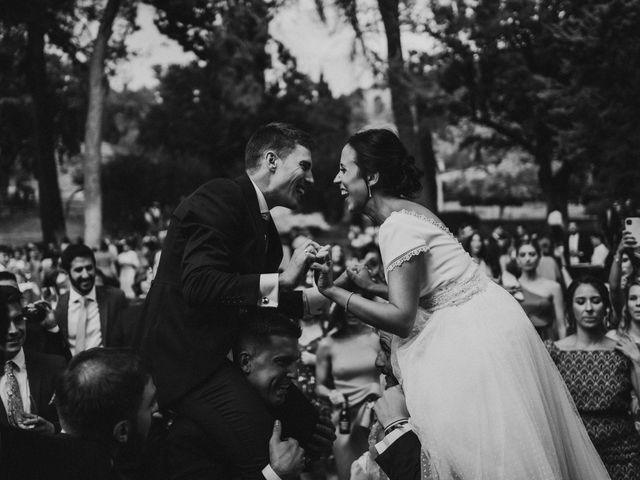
[316,256,421,338]
[346,265,389,300]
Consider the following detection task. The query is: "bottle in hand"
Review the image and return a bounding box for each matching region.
[339,394,350,434]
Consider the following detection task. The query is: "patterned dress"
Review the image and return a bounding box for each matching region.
[546,341,640,480]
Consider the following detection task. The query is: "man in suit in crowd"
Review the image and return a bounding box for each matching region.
[138,123,331,479]
[0,275,65,434]
[48,244,128,358]
[370,330,423,480]
[348,329,422,480]
[165,311,335,479]
[1,348,158,480]
[566,221,592,265]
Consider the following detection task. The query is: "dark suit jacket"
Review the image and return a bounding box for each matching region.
[48,286,128,358]
[375,430,422,480]
[164,386,319,480]
[0,425,119,480]
[138,175,303,406]
[0,350,66,427]
[565,232,593,264]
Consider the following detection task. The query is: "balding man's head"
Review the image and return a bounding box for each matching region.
[56,348,157,452]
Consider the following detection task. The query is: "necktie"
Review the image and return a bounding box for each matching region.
[262,213,271,255]
[75,297,89,354]
[4,361,25,427]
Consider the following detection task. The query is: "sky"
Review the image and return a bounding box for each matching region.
[113,1,435,96]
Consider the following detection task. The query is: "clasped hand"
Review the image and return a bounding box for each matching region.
[281,240,330,290]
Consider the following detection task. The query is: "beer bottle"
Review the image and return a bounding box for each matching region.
[339,394,350,434]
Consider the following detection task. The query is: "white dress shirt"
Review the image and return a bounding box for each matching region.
[249,179,329,315]
[0,348,32,414]
[375,422,415,455]
[591,243,609,267]
[68,286,103,355]
[568,233,580,264]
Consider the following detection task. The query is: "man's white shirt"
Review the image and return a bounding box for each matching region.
[250,178,327,315]
[0,348,32,414]
[68,286,103,355]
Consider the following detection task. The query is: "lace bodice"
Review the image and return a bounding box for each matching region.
[379,210,488,312]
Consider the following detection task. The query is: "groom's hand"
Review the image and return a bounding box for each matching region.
[280,240,321,291]
[269,420,306,478]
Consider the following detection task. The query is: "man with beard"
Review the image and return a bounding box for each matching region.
[49,244,128,358]
[138,123,331,479]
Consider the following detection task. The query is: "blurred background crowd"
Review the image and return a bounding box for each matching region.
[2,196,640,479]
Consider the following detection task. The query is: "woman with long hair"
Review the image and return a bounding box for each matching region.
[315,305,381,480]
[516,239,566,339]
[546,276,640,479]
[312,128,611,479]
[462,231,501,283]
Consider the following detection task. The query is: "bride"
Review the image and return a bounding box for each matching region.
[312,129,610,479]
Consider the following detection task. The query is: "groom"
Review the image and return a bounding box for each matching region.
[138,123,329,478]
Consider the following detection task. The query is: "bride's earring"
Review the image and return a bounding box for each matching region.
[364,178,372,199]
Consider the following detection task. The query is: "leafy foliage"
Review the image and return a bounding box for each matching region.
[136,0,352,222]
[423,0,640,211]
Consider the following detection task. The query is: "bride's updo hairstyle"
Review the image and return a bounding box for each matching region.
[347,129,423,199]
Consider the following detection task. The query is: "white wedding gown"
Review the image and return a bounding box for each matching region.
[378,210,610,480]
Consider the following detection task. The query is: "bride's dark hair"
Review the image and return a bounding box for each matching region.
[347,129,423,198]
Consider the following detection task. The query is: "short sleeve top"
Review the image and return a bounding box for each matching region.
[378,210,477,297]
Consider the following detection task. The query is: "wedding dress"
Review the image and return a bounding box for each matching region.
[378,210,610,480]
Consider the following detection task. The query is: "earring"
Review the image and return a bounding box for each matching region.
[365,178,372,199]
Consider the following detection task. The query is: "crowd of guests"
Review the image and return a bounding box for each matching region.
[1,207,640,479]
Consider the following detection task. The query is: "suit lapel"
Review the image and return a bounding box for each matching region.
[56,293,70,341]
[96,287,108,344]
[266,217,283,271]
[0,396,7,424]
[236,175,272,270]
[24,351,41,416]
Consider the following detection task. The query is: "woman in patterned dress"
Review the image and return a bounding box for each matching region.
[312,128,611,480]
[546,276,640,479]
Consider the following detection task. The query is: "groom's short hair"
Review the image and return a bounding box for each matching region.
[244,123,314,171]
[233,310,301,358]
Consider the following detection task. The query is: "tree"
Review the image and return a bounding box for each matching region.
[332,0,439,211]
[424,0,640,216]
[83,0,124,247]
[0,0,77,241]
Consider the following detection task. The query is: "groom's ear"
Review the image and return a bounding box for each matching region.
[367,172,379,187]
[265,151,278,172]
[238,351,253,374]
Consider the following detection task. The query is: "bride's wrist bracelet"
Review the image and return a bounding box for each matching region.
[383,418,409,435]
[345,292,355,313]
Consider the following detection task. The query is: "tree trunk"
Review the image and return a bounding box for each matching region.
[537,151,569,222]
[25,15,66,243]
[417,110,439,212]
[377,0,438,211]
[84,0,122,248]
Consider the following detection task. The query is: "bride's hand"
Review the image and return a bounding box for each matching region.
[311,257,334,293]
[346,263,376,291]
[311,260,333,293]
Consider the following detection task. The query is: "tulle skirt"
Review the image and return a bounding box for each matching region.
[392,281,611,480]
